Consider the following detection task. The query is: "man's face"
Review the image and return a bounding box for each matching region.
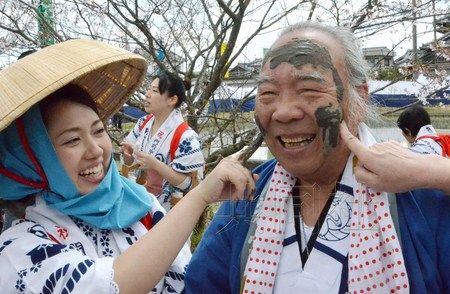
[255,30,351,181]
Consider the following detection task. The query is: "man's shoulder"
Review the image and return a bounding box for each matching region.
[252,159,277,176]
[397,188,450,221]
[211,159,278,222]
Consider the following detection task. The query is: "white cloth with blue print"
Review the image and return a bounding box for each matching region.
[410,124,443,155]
[0,195,191,293]
[272,156,354,294]
[125,109,204,211]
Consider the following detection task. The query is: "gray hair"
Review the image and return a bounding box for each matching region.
[267,22,379,124]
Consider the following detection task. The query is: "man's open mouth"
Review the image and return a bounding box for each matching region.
[279,135,316,148]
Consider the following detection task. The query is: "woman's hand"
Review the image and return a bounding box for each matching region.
[134,150,158,170]
[193,157,257,205]
[340,122,427,192]
[121,142,135,165]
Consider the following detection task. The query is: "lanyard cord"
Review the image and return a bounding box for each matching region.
[293,182,338,268]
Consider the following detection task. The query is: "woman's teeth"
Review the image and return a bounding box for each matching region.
[280,135,315,148]
[79,163,103,178]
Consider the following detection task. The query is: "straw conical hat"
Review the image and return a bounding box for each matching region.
[0,39,147,132]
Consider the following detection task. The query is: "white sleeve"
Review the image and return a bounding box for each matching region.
[0,221,118,294]
[125,115,150,145]
[410,138,442,155]
[170,129,205,177]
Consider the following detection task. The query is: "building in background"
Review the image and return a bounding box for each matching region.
[363,46,395,69]
[396,15,450,74]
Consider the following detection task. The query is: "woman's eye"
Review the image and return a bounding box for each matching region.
[94,128,105,135]
[63,138,80,146]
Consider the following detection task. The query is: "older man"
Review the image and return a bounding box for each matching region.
[185,22,450,294]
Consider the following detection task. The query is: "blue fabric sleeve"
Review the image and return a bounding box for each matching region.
[184,201,247,294]
[397,188,450,294]
[185,160,276,294]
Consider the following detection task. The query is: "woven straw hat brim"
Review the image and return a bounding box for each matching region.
[0,39,147,132]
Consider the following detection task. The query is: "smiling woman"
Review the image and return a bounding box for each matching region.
[0,39,255,293]
[40,84,112,195]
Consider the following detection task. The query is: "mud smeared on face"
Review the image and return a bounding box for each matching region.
[254,114,266,137]
[315,104,343,153]
[264,38,344,100]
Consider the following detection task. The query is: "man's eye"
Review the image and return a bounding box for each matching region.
[257,94,275,104]
[261,91,274,95]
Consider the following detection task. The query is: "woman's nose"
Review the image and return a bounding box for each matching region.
[85,138,103,159]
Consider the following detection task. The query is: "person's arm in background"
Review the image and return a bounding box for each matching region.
[120,117,145,166]
[134,150,187,186]
[121,142,135,166]
[340,122,450,194]
[113,158,256,294]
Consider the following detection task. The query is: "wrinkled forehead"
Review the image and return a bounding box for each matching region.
[266,39,334,71]
[263,29,345,69]
[261,30,346,100]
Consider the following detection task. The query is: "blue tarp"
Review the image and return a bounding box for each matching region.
[207,85,450,113]
[207,96,256,113]
[123,105,146,120]
[371,93,450,107]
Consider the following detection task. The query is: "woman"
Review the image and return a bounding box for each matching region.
[121,72,204,211]
[0,39,254,293]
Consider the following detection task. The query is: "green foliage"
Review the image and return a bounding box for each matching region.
[375,67,404,81]
[190,204,218,251]
[377,106,450,129]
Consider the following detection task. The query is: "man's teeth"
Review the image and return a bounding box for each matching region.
[280,135,315,148]
[80,164,103,176]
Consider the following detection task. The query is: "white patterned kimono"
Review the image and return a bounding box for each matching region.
[0,195,191,293]
[410,124,443,155]
[125,109,205,211]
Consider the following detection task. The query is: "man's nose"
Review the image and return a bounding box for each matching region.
[272,97,306,123]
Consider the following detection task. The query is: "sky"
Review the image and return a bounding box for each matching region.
[235,0,448,63]
[0,0,447,68]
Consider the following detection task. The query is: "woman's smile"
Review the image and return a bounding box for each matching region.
[79,162,104,183]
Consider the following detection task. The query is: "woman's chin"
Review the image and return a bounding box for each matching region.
[77,176,104,195]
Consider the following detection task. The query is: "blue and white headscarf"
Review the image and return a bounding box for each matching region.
[0,105,152,229]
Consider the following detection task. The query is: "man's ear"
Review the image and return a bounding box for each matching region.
[343,83,368,132]
[404,128,412,137]
[356,83,369,101]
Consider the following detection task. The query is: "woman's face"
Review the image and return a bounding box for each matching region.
[143,78,175,115]
[44,99,112,195]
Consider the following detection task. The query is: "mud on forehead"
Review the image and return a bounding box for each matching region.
[264,38,344,100]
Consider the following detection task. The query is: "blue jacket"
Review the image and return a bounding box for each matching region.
[185,160,450,294]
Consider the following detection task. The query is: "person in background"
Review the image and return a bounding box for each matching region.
[121,71,204,211]
[0,39,255,293]
[397,104,442,155]
[185,22,450,294]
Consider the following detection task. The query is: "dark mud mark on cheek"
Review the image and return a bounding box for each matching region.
[254,114,266,137]
[265,38,344,100]
[315,104,343,153]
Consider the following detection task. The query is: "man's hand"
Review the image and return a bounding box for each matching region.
[340,122,424,192]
